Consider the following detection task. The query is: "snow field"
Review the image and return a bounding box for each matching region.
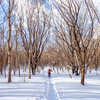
[0,67,100,100]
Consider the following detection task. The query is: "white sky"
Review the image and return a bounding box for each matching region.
[93,0,100,7]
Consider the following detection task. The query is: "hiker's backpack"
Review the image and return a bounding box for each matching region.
[48,69,50,73]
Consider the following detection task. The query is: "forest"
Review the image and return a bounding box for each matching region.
[0,0,100,85]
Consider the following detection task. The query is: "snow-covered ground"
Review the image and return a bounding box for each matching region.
[0,67,100,100]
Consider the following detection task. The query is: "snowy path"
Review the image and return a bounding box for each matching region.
[46,78,59,100]
[42,78,59,100]
[42,68,60,100]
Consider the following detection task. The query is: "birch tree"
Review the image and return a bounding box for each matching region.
[0,0,18,83]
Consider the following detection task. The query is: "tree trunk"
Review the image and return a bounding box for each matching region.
[72,64,75,74]
[28,52,31,78]
[32,66,33,75]
[17,53,20,77]
[0,66,3,75]
[75,65,79,76]
[33,63,37,75]
[8,45,11,83]
[13,65,16,75]
[57,67,59,74]
[72,49,75,74]
[81,66,85,85]
[18,64,20,77]
[33,67,36,75]
[15,31,18,73]
[3,30,6,77]
[8,13,12,83]
[25,58,26,72]
[4,65,6,77]
[37,66,39,73]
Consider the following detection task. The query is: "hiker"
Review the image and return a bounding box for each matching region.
[48,69,51,78]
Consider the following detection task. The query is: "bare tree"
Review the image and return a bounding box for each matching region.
[0,0,18,83]
[84,0,100,71]
[52,0,98,85]
[19,1,51,78]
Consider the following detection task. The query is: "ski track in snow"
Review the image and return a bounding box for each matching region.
[42,69,60,100]
[42,78,60,100]
[47,78,60,100]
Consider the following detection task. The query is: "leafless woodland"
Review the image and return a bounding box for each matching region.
[0,0,100,85]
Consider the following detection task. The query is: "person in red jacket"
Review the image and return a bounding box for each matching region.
[48,69,51,78]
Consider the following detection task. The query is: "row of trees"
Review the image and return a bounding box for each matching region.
[0,0,100,85]
[0,0,51,83]
[50,0,100,85]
